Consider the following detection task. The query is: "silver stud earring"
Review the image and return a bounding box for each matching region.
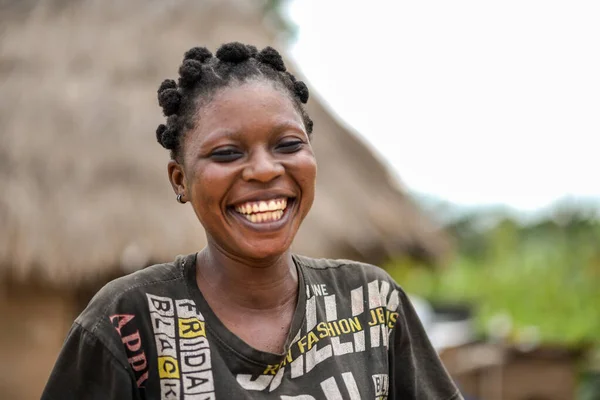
[176,194,185,204]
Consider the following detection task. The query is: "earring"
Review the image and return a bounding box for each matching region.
[176,194,185,204]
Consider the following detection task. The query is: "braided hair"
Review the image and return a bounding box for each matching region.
[155,42,313,161]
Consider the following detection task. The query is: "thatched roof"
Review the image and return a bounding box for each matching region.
[0,0,450,287]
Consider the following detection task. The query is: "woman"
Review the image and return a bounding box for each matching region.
[42,42,462,400]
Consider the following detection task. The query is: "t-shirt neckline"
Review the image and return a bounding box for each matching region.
[181,252,307,366]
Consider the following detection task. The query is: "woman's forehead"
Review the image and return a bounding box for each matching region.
[196,81,304,132]
[205,79,291,108]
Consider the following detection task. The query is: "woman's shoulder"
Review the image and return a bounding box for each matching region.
[75,253,193,334]
[294,254,392,276]
[293,254,402,290]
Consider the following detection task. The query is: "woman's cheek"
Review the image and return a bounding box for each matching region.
[296,154,317,184]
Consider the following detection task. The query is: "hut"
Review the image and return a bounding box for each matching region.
[0,1,450,398]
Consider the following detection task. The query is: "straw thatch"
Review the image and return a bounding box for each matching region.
[0,0,450,287]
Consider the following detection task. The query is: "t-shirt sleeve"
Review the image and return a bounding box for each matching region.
[388,288,463,400]
[41,322,138,400]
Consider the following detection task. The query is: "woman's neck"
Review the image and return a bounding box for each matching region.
[196,245,298,312]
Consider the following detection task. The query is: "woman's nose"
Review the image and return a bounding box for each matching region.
[242,149,284,183]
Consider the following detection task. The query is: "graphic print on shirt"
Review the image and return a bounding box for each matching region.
[147,294,216,400]
[109,313,150,388]
[235,279,399,399]
[372,374,390,400]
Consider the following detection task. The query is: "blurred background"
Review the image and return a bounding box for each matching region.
[0,0,598,399]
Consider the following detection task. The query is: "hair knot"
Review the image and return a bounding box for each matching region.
[156,124,167,146]
[246,45,258,57]
[183,47,212,63]
[306,117,314,134]
[216,42,251,63]
[178,59,203,88]
[257,47,286,72]
[159,115,181,150]
[294,81,309,103]
[158,79,177,94]
[158,88,181,116]
[161,129,178,150]
[285,72,297,83]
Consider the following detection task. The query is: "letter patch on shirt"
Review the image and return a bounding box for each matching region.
[147,294,216,400]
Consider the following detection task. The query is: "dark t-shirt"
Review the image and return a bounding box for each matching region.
[42,253,462,400]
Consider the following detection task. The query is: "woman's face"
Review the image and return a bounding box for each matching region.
[172,80,317,262]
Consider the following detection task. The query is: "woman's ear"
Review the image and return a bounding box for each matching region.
[168,160,187,201]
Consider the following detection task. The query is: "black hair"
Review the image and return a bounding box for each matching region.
[155,42,314,160]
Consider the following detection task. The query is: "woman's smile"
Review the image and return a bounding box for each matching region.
[232,197,289,223]
[228,197,297,231]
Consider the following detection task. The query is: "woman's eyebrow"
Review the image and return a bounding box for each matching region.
[268,120,306,136]
[202,120,304,143]
[200,128,242,144]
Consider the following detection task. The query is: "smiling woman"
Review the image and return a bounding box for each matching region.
[41,43,462,400]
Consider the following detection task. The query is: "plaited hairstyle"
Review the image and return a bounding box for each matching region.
[155,42,313,161]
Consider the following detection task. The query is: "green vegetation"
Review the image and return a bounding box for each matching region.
[387,207,600,346]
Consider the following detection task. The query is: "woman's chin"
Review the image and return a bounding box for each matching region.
[237,238,294,262]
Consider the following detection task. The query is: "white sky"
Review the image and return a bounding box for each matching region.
[286,1,600,211]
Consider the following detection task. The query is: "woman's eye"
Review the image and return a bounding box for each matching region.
[210,149,243,162]
[277,140,304,153]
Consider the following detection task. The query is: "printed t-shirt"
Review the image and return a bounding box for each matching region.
[42,253,463,400]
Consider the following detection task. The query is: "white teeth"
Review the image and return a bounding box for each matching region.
[243,209,284,223]
[234,198,289,215]
[236,197,289,224]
